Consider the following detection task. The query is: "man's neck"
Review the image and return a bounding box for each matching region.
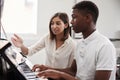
[83,28,96,39]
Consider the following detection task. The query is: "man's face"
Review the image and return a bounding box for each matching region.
[71,9,86,33]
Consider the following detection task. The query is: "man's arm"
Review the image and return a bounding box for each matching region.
[32,60,77,76]
[58,60,77,76]
[94,70,112,80]
[37,69,78,80]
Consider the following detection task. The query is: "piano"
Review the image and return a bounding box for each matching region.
[0,39,48,80]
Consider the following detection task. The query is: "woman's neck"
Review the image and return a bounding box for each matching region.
[55,33,64,41]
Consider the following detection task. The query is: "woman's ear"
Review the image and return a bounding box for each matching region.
[64,23,69,29]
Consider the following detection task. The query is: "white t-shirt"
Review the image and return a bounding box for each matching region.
[75,30,116,80]
[28,34,76,68]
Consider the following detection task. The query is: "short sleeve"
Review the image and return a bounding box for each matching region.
[96,43,116,70]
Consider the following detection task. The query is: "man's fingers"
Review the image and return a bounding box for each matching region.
[37,71,47,78]
[32,64,40,71]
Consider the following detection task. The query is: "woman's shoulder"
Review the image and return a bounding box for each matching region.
[66,36,76,45]
[37,33,50,43]
[41,33,50,39]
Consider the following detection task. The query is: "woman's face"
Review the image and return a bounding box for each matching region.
[51,17,67,35]
[71,9,87,33]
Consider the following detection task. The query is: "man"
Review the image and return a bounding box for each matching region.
[33,1,116,80]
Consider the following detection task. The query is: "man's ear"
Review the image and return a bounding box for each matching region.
[85,14,93,23]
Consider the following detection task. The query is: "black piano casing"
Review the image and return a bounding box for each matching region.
[0,41,27,80]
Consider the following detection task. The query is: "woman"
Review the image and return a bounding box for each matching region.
[11,12,76,69]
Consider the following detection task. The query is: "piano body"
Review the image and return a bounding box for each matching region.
[0,40,47,80]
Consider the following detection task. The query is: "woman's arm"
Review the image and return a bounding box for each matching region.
[11,34,29,55]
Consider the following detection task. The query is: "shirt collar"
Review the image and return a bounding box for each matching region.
[64,35,71,44]
[82,30,99,45]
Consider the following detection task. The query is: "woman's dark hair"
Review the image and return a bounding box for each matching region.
[49,12,70,41]
[72,0,99,24]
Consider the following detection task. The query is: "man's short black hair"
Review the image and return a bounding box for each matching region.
[73,0,99,24]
